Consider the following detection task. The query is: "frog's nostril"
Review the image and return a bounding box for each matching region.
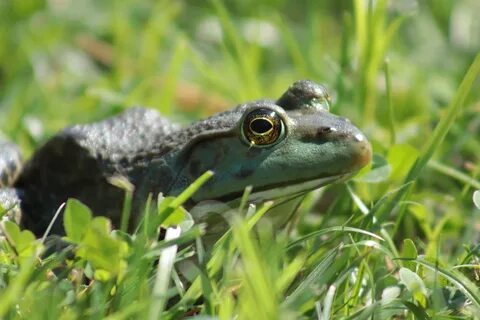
[317,127,336,136]
[322,127,333,134]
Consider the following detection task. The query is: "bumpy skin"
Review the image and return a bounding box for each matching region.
[14,109,181,235]
[0,80,372,236]
[0,141,23,225]
[0,141,22,188]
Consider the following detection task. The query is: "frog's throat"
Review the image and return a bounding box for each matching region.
[202,172,351,204]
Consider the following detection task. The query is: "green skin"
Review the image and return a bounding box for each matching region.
[169,102,369,202]
[0,80,371,236]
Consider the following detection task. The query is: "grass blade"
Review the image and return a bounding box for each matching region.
[148,226,182,320]
[287,226,383,249]
[377,53,480,222]
[428,160,480,190]
[384,58,396,146]
[170,170,214,208]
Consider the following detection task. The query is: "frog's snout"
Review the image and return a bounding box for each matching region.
[331,115,372,171]
[350,131,372,170]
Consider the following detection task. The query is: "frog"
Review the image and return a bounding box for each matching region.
[0,80,372,237]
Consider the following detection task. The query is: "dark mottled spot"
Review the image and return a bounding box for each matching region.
[119,157,130,168]
[246,147,262,158]
[213,148,225,165]
[189,159,202,177]
[6,158,19,175]
[235,166,255,179]
[278,162,290,170]
[1,171,9,186]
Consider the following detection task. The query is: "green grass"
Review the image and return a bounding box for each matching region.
[1,1,480,319]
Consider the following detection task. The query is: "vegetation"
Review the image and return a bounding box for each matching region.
[1,0,479,319]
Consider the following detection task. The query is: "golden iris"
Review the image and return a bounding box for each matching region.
[242,108,284,146]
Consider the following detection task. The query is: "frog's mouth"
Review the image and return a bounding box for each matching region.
[247,173,352,202]
[203,172,352,204]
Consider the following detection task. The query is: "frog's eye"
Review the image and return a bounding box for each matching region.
[242,108,285,147]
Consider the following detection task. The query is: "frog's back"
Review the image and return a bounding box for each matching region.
[15,107,180,235]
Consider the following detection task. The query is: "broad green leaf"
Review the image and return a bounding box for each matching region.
[76,217,128,278]
[94,269,112,282]
[2,221,36,258]
[2,220,21,244]
[0,220,41,266]
[387,144,418,181]
[381,286,400,304]
[63,199,93,243]
[178,210,194,232]
[355,154,390,183]
[89,216,111,235]
[399,267,427,300]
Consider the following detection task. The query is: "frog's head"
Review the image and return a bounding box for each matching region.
[169,80,371,204]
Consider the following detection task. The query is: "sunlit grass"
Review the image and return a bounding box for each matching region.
[1,1,480,319]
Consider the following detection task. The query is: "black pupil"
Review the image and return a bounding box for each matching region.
[250,118,273,134]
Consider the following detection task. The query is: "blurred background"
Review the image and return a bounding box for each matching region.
[0,0,479,252]
[1,1,478,137]
[2,2,480,317]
